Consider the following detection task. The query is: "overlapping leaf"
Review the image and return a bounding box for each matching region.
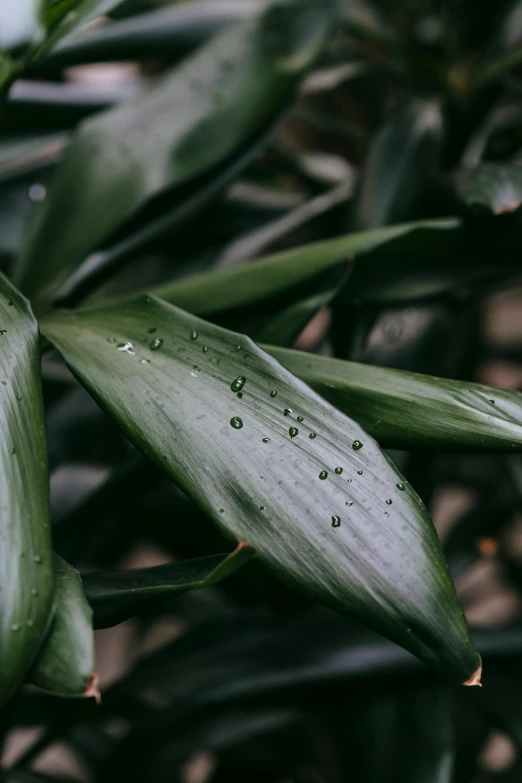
[42,296,480,684]
[14,0,336,309]
[0,273,54,707]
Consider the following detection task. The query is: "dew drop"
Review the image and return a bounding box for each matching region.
[489,399,495,404]
[190,329,198,341]
[231,376,246,392]
[33,555,42,563]
[385,499,392,505]
[396,482,406,491]
[28,183,46,202]
[384,511,390,518]
[357,470,363,475]
[117,342,135,355]
[345,501,353,506]
[237,392,243,398]
[283,408,292,416]
[202,345,209,353]
[16,395,21,401]
[319,470,328,480]
[289,427,298,438]
[260,506,266,512]
[297,416,304,423]
[26,619,33,627]
[309,432,317,439]
[347,478,352,483]
[0,330,6,335]
[150,338,163,351]
[1,381,5,385]
[10,623,20,632]
[270,390,277,398]
[9,448,15,455]
[235,344,241,351]
[230,416,243,429]
[335,467,343,475]
[140,358,150,364]
[352,440,363,450]
[262,438,271,443]
[331,516,341,528]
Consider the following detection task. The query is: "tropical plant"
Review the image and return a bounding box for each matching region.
[2,0,522,780]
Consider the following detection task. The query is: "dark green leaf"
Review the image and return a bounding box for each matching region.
[40,0,255,68]
[351,99,444,229]
[129,217,522,312]
[14,0,335,309]
[83,545,255,628]
[453,163,522,216]
[42,296,480,684]
[0,273,54,707]
[348,686,453,782]
[35,0,124,57]
[28,554,97,699]
[265,346,522,451]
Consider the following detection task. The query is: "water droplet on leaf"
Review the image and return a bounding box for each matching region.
[309,432,317,439]
[262,438,271,443]
[297,416,304,423]
[331,516,341,528]
[190,329,198,340]
[117,342,135,355]
[231,376,246,392]
[284,408,292,416]
[150,338,163,351]
[230,417,243,429]
[352,440,363,450]
[385,499,392,505]
[289,427,298,438]
[396,482,406,491]
[335,467,343,475]
[319,470,328,480]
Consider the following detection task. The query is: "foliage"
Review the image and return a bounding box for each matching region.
[2,0,522,780]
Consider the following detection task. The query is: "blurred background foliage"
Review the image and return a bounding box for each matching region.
[4,0,522,781]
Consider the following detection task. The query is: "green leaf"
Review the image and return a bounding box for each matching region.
[348,686,453,782]
[83,545,255,628]
[125,220,441,316]
[36,0,124,55]
[351,98,444,229]
[40,0,255,68]
[453,163,522,217]
[124,216,522,314]
[14,0,335,309]
[28,554,97,699]
[264,346,522,452]
[41,296,481,684]
[0,273,54,707]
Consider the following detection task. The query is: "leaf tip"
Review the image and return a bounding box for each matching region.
[462,664,482,687]
[85,672,101,703]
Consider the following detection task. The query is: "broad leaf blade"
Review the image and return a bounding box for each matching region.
[14,0,335,308]
[84,545,255,628]
[42,296,480,684]
[28,554,97,699]
[265,347,522,451]
[0,273,54,706]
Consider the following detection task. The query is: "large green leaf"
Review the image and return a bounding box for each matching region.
[0,273,54,707]
[351,98,444,229]
[83,545,255,628]
[28,554,97,699]
[14,0,335,309]
[265,346,522,451]
[41,296,481,684]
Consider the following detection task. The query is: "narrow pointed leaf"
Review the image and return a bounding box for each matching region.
[42,296,480,684]
[28,554,97,699]
[14,0,335,308]
[265,347,522,451]
[453,163,522,217]
[351,99,444,229]
[83,545,255,629]
[129,216,522,313]
[0,273,54,707]
[41,0,257,68]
